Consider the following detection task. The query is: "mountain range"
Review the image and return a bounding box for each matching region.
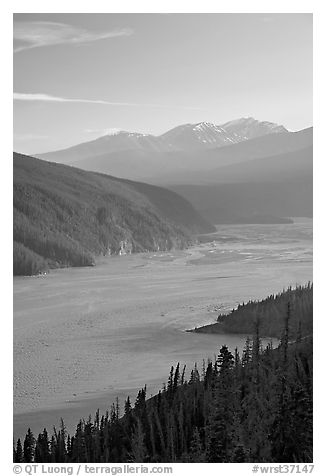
[38,117,288,166]
[37,117,298,184]
[35,117,313,224]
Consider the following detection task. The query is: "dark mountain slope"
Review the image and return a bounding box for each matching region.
[118,178,213,234]
[13,153,213,275]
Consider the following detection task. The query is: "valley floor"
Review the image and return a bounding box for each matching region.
[13,219,312,438]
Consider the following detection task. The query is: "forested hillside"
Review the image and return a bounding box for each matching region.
[13,153,213,276]
[192,283,313,339]
[14,288,312,463]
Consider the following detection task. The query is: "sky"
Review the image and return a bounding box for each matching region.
[13,13,313,154]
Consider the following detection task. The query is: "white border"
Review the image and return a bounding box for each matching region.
[3,1,323,473]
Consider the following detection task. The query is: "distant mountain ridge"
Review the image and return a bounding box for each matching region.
[33,119,312,225]
[13,153,213,276]
[37,117,289,165]
[152,127,313,185]
[160,118,287,151]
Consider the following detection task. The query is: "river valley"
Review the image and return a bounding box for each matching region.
[13,218,312,437]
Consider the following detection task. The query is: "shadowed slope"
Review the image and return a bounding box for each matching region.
[13,153,213,275]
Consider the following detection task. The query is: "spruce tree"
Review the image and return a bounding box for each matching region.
[23,428,35,462]
[130,419,147,462]
[207,345,235,462]
[189,427,205,462]
[15,438,23,463]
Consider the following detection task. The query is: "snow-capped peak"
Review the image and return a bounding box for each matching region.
[103,129,150,139]
[90,117,287,154]
[105,128,122,136]
[160,118,288,151]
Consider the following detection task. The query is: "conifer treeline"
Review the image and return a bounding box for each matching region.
[194,283,313,339]
[14,306,312,463]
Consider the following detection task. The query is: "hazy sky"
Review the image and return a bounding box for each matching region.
[13,13,312,154]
